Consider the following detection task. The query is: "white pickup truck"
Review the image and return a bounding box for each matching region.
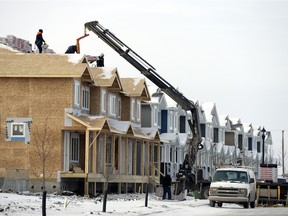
[208,167,257,208]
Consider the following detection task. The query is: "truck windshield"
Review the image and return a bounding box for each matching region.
[212,170,248,183]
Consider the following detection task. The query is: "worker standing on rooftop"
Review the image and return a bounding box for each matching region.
[35,29,45,53]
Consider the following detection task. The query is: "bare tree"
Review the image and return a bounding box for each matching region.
[27,118,57,216]
[98,167,117,212]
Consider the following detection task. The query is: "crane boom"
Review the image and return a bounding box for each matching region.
[84,21,202,155]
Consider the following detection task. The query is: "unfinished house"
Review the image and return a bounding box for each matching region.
[0,46,161,195]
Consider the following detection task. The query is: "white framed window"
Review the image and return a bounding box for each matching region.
[174,113,177,131]
[74,80,80,107]
[157,110,161,127]
[118,97,121,118]
[153,105,158,126]
[82,85,90,110]
[101,88,107,113]
[70,133,79,163]
[11,123,25,137]
[109,93,116,117]
[136,99,141,121]
[131,98,135,120]
[169,111,173,131]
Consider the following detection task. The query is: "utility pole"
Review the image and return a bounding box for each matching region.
[282,130,285,178]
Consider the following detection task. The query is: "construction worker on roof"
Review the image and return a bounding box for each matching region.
[35,29,45,53]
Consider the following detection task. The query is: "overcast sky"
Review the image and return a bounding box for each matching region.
[1,0,287,156]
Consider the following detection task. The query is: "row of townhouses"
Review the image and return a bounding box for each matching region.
[0,44,273,196]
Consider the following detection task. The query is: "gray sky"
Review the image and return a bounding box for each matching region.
[1,0,288,156]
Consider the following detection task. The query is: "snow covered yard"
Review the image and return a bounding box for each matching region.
[0,191,210,216]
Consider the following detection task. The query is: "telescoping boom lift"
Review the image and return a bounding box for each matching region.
[84,20,203,163]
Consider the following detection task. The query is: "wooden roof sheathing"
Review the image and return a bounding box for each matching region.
[0,47,88,78]
[90,67,122,90]
[120,78,150,100]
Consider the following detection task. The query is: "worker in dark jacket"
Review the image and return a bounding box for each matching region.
[96,53,104,67]
[162,174,172,200]
[35,29,45,53]
[65,45,77,54]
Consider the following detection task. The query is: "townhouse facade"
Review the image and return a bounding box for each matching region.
[142,88,274,182]
[0,46,161,195]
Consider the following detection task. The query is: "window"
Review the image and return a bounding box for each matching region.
[118,97,121,118]
[74,80,80,107]
[70,133,79,163]
[257,141,261,153]
[169,111,173,130]
[179,116,186,133]
[11,123,25,137]
[131,98,135,120]
[173,113,177,130]
[153,106,158,126]
[136,100,141,121]
[109,93,116,116]
[101,88,107,113]
[213,128,219,143]
[82,85,90,110]
[200,124,206,138]
[157,110,161,127]
[248,137,253,151]
[238,134,243,150]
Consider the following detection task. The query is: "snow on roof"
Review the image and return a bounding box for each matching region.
[218,114,228,127]
[200,102,215,123]
[178,133,188,146]
[165,94,177,108]
[242,123,252,133]
[66,54,85,64]
[160,133,179,144]
[108,118,130,133]
[0,43,19,53]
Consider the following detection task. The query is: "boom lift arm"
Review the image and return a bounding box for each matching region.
[84,21,203,163]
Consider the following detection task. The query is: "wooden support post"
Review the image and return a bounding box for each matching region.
[133,139,137,175]
[92,131,97,174]
[140,141,144,176]
[157,142,161,178]
[145,141,149,176]
[118,136,122,175]
[103,133,107,176]
[111,135,115,174]
[151,143,155,178]
[84,129,89,196]
[125,137,129,175]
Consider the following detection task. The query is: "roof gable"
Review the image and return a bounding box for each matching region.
[121,78,150,100]
[90,67,122,91]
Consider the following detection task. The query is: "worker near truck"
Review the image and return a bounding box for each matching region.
[162,174,172,200]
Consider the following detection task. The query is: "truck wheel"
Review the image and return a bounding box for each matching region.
[209,200,215,207]
[250,200,255,208]
[200,186,210,199]
[217,202,223,207]
[243,202,249,208]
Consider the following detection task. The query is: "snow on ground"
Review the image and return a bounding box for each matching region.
[0,191,220,216]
